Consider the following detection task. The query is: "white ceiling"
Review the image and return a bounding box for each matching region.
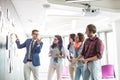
[11,0,47,34]
[11,0,120,35]
[48,0,120,10]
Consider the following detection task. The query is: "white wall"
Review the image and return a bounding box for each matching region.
[112,19,120,80]
[0,0,26,80]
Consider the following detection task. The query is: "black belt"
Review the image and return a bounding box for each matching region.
[27,59,32,62]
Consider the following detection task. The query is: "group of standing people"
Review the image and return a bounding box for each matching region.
[67,24,104,80]
[15,24,104,80]
[67,33,84,80]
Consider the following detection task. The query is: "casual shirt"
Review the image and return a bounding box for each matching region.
[49,47,66,65]
[74,43,84,67]
[81,35,104,59]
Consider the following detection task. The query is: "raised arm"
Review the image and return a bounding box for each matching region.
[15,34,26,49]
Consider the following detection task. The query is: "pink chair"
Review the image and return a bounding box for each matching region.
[101,64,116,79]
[61,66,69,78]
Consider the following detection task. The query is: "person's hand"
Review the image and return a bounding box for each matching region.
[49,50,53,54]
[37,37,43,44]
[49,50,53,56]
[15,34,19,40]
[72,58,77,64]
[78,59,84,63]
[56,53,61,57]
[83,59,88,64]
[69,59,72,62]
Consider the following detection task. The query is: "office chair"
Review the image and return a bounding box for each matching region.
[101,64,116,80]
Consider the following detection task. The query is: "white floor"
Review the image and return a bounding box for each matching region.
[30,72,116,80]
[30,72,70,80]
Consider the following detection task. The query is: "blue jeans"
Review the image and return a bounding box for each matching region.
[75,66,84,80]
[83,60,101,80]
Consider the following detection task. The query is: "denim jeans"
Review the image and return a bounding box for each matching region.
[75,66,84,80]
[83,60,101,80]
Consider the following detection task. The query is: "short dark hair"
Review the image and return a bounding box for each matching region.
[32,29,39,34]
[87,24,96,33]
[77,33,84,42]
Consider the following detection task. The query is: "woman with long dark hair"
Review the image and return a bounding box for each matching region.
[74,33,85,80]
[48,35,66,80]
[67,33,76,80]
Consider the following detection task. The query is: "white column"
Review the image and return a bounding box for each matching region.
[112,19,120,80]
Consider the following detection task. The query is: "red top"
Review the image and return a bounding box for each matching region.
[81,35,104,59]
[74,42,81,49]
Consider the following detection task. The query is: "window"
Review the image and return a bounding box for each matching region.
[107,32,116,65]
[98,31,116,66]
[99,32,107,65]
